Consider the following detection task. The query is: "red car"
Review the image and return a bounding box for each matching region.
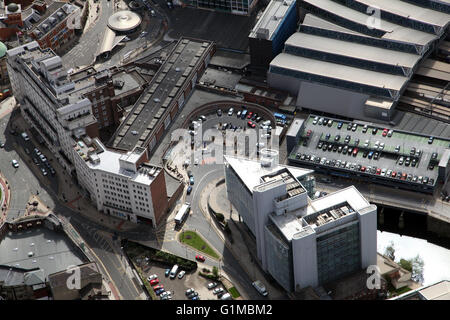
[195,254,205,262]
[247,121,256,128]
[352,148,358,156]
[401,173,407,180]
[391,171,397,178]
[306,130,312,137]
[153,284,164,290]
[247,112,253,119]
[150,279,159,286]
[376,168,381,175]
[360,166,366,172]
[382,129,388,137]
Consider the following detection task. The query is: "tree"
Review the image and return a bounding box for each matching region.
[384,241,396,261]
[212,266,219,278]
[399,258,412,272]
[410,255,424,284]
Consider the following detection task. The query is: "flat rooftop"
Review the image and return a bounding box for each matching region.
[249,0,296,40]
[112,38,212,151]
[0,227,87,281]
[225,155,313,193]
[285,32,421,69]
[288,114,450,192]
[270,53,409,92]
[261,168,306,199]
[270,186,371,240]
[74,139,161,185]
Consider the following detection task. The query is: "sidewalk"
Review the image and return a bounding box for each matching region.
[199,177,288,300]
[11,114,141,233]
[0,172,11,226]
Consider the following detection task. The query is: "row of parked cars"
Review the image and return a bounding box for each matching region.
[31,147,55,176]
[295,153,434,185]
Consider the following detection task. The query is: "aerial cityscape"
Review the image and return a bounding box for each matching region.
[0,0,449,306]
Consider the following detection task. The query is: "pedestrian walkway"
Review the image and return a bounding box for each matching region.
[199,177,288,300]
[0,172,10,226]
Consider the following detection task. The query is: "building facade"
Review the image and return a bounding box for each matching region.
[224,153,377,292]
[7,42,169,226]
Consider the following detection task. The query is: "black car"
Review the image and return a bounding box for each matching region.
[327,144,333,151]
[317,141,323,149]
[372,128,378,135]
[334,135,340,142]
[296,153,301,159]
[217,109,222,117]
[347,123,352,130]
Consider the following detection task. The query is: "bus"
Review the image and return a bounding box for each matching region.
[274,112,286,120]
[174,202,190,228]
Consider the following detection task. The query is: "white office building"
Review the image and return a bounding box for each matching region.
[7,42,169,226]
[224,151,377,292]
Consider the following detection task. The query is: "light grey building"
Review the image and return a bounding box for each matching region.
[267,0,450,122]
[224,152,377,292]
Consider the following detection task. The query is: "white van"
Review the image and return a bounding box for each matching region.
[169,264,179,279]
[21,132,29,141]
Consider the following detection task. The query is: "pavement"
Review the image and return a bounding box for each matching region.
[201,177,289,300]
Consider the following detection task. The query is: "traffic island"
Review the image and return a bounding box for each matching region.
[178,230,221,260]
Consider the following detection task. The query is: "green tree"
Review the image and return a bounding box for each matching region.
[384,241,396,261]
[399,258,412,272]
[212,266,219,278]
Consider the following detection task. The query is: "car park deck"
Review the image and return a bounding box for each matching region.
[288,115,450,194]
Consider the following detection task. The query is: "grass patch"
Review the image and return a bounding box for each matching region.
[135,266,157,300]
[179,230,220,259]
[228,287,240,298]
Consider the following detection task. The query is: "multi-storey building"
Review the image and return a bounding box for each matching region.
[224,152,377,292]
[248,0,298,68]
[183,0,258,15]
[7,41,170,225]
[72,137,168,225]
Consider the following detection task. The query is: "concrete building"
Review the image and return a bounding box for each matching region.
[248,0,298,68]
[72,137,168,225]
[183,0,258,15]
[48,262,106,300]
[224,152,377,292]
[391,280,450,300]
[6,42,169,225]
[109,38,215,156]
[267,0,450,122]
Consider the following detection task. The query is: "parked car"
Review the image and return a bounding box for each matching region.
[165,269,170,277]
[217,109,222,117]
[213,287,224,295]
[207,282,218,289]
[185,288,195,296]
[189,176,194,185]
[153,284,164,291]
[11,159,19,168]
[150,279,159,286]
[186,186,192,195]
[195,254,205,262]
[147,274,158,281]
[178,270,186,279]
[228,108,234,116]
